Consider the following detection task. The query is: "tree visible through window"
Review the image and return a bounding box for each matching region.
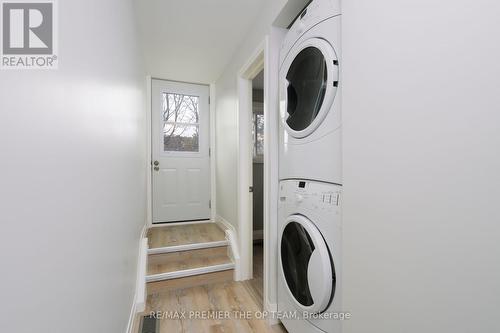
[253,113,264,161]
[162,93,200,152]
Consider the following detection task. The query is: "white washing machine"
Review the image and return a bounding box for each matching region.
[279,0,342,185]
[278,179,342,333]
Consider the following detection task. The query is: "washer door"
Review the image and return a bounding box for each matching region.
[280,38,339,138]
[279,214,335,313]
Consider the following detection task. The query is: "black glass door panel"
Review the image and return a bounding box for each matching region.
[281,221,315,306]
[286,47,327,131]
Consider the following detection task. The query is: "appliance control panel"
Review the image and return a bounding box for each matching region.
[282,0,340,48]
[279,180,341,211]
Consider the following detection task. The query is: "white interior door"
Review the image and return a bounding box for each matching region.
[151,79,210,223]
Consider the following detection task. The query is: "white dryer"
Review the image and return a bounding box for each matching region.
[279,0,342,185]
[278,179,342,333]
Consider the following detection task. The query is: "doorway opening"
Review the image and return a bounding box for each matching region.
[250,69,265,305]
[235,38,270,312]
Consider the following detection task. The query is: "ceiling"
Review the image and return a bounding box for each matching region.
[135,0,267,84]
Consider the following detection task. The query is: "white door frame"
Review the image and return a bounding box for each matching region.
[145,76,216,228]
[236,37,271,305]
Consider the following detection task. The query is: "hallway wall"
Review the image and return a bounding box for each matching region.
[213,0,289,310]
[342,1,500,332]
[214,0,287,235]
[0,0,146,332]
[214,0,308,309]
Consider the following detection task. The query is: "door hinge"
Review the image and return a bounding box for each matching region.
[209,199,211,209]
[249,186,254,193]
[208,96,211,104]
[209,148,211,157]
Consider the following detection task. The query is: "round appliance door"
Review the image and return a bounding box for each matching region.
[280,38,339,138]
[279,214,335,313]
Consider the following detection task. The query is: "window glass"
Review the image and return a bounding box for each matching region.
[162,93,200,152]
[252,113,264,160]
[281,221,315,306]
[286,47,327,131]
[162,93,199,123]
[163,124,199,152]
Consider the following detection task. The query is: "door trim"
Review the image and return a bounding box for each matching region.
[145,76,216,228]
[236,37,273,312]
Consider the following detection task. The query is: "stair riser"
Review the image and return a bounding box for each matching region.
[147,246,229,275]
[147,270,234,295]
[148,241,228,255]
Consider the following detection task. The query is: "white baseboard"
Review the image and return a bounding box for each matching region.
[126,302,138,333]
[215,215,242,281]
[214,214,236,233]
[227,229,242,281]
[136,238,148,312]
[126,225,149,333]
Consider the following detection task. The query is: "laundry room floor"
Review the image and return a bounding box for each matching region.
[146,281,286,333]
[144,243,285,333]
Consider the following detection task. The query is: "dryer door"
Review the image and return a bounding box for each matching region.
[279,214,335,313]
[280,38,339,138]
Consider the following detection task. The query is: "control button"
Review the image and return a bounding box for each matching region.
[295,194,304,203]
[324,194,332,204]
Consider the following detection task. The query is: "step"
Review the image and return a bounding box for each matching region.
[147,222,226,250]
[146,251,235,294]
[147,240,229,255]
[147,246,231,276]
[145,222,233,293]
[147,269,234,295]
[146,262,235,283]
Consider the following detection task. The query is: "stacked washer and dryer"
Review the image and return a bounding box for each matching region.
[277,1,342,333]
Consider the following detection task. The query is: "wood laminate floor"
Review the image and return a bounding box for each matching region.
[145,244,286,333]
[148,223,226,249]
[242,243,264,310]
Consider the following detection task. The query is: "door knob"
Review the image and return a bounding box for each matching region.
[154,166,159,171]
[153,160,159,166]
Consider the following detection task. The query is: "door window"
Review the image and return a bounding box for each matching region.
[286,47,327,131]
[162,93,200,152]
[281,221,315,306]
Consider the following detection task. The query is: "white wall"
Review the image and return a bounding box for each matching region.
[342,1,500,332]
[214,0,308,310]
[0,1,146,332]
[214,0,292,232]
[214,0,286,310]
